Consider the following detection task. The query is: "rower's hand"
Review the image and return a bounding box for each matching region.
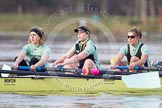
[13,63,19,70]
[56,63,64,67]
[50,61,64,67]
[30,65,37,71]
[110,64,116,70]
[50,63,55,67]
[129,63,136,70]
[56,59,69,67]
[128,65,134,70]
[150,61,158,66]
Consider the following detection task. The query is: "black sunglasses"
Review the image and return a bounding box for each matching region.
[128,35,135,39]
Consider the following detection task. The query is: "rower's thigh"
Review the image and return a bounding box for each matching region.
[64,64,78,69]
[83,59,97,69]
[130,56,140,62]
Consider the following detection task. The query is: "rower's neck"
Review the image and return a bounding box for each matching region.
[80,38,89,44]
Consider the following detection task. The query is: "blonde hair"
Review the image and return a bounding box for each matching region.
[128,27,142,39]
[28,26,45,45]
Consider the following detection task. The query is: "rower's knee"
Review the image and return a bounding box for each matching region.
[130,56,139,62]
[83,59,96,69]
[84,59,93,65]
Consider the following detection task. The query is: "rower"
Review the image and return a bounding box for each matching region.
[50,25,101,72]
[111,27,150,72]
[14,26,51,72]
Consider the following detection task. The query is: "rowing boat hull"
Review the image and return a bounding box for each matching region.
[0,76,162,95]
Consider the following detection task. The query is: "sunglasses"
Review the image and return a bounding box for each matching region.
[128,35,135,39]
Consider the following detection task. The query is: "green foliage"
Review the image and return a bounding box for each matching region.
[0,13,162,33]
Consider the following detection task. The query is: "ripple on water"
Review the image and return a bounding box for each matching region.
[0,93,162,108]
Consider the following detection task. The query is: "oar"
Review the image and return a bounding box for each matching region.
[17,65,162,76]
[116,66,162,71]
[2,65,161,89]
[17,66,162,89]
[122,71,161,88]
[1,64,10,77]
[115,66,161,88]
[17,66,143,75]
[0,69,121,80]
[152,61,162,67]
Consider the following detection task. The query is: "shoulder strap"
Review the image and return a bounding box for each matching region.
[76,39,90,54]
[81,43,86,51]
[135,43,148,67]
[135,43,143,59]
[75,42,80,54]
[126,44,131,64]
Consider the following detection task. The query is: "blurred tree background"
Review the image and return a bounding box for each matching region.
[0,0,162,34]
[0,0,162,63]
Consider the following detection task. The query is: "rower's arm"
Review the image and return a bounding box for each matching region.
[114,52,125,65]
[14,51,26,69]
[34,54,49,67]
[133,53,148,66]
[53,50,74,65]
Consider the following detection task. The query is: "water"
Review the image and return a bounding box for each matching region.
[0,93,162,108]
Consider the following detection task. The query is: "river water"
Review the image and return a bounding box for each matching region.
[0,34,162,108]
[0,93,162,108]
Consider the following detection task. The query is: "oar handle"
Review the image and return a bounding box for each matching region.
[116,66,144,70]
[152,61,162,66]
[18,66,30,71]
[115,66,145,70]
[115,66,129,69]
[116,66,162,71]
[18,66,46,72]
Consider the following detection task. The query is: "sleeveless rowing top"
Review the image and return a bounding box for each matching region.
[70,39,101,69]
[126,43,148,67]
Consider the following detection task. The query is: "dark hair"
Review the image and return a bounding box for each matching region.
[128,27,142,39]
[28,26,45,45]
[30,28,43,38]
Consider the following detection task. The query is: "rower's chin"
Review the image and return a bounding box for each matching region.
[78,38,82,41]
[129,41,134,45]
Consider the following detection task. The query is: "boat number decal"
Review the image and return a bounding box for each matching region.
[4,78,16,85]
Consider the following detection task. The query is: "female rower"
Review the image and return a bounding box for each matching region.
[50,25,101,70]
[14,26,51,71]
[111,27,149,71]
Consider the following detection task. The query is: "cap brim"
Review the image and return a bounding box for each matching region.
[74,29,85,33]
